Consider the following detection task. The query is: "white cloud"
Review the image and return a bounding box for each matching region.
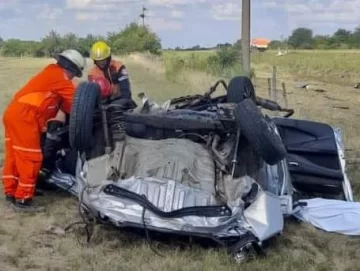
[210,3,241,21]
[263,0,360,24]
[149,18,183,31]
[75,12,106,21]
[37,5,63,20]
[146,10,157,17]
[148,0,193,5]
[66,0,138,10]
[147,0,207,8]
[66,0,92,9]
[262,1,278,8]
[171,10,183,18]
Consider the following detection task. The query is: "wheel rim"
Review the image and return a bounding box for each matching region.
[233,243,257,263]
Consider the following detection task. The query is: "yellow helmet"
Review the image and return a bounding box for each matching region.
[90,41,111,61]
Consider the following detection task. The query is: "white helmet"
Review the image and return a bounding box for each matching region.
[55,49,86,77]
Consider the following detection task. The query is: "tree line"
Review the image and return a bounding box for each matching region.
[171,26,360,51]
[2,24,360,57]
[0,23,162,57]
[270,26,360,50]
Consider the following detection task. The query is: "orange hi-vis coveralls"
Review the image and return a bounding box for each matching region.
[88,59,131,99]
[2,64,76,200]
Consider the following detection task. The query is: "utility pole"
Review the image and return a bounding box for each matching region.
[140,6,147,26]
[241,0,251,77]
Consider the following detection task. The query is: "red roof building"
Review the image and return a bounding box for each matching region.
[251,38,271,50]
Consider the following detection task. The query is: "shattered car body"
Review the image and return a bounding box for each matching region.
[43,76,353,262]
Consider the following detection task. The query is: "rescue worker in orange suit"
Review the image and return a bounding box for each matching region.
[88,41,137,140]
[88,41,133,101]
[2,49,86,212]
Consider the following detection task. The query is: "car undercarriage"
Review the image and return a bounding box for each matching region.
[40,76,353,263]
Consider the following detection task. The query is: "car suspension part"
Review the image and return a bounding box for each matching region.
[209,133,236,174]
[106,104,128,142]
[100,102,112,155]
[255,96,294,117]
[231,127,241,178]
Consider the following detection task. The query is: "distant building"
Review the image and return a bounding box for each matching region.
[250,38,271,52]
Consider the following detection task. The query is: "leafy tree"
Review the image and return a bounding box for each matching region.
[41,30,64,57]
[268,40,283,49]
[350,26,360,48]
[333,28,352,44]
[110,23,162,55]
[288,27,313,49]
[312,35,332,49]
[216,42,232,49]
[77,34,105,57]
[233,39,241,50]
[2,39,28,56]
[207,47,240,70]
[62,33,78,50]
[107,31,118,45]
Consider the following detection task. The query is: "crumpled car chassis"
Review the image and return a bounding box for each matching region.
[44,76,353,263]
[49,133,289,261]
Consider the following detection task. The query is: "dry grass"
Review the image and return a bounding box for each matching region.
[0,52,360,270]
[251,50,360,86]
[164,49,360,86]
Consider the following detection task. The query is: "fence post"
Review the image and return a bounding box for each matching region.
[267,78,271,99]
[282,82,288,108]
[271,66,277,102]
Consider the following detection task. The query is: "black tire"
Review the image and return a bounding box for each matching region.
[235,98,286,165]
[227,76,256,103]
[228,234,260,263]
[69,81,100,153]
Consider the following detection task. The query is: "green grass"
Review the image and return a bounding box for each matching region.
[162,49,360,86]
[251,50,360,85]
[0,53,360,270]
[161,49,250,83]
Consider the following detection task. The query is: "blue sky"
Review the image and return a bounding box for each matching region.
[1,0,360,48]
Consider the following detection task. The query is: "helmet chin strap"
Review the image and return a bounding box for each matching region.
[95,56,112,71]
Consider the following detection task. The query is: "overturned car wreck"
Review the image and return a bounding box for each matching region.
[41,76,354,263]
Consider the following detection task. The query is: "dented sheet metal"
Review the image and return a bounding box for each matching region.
[48,146,285,241]
[244,191,284,240]
[80,176,283,240]
[84,138,217,195]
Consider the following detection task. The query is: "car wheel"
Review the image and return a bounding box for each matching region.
[235,98,286,165]
[69,81,100,153]
[229,234,260,264]
[227,76,256,103]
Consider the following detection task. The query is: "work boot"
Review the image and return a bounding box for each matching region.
[35,189,45,196]
[12,198,45,213]
[5,194,15,206]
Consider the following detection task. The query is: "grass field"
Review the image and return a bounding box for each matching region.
[163,49,360,86]
[1,51,360,270]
